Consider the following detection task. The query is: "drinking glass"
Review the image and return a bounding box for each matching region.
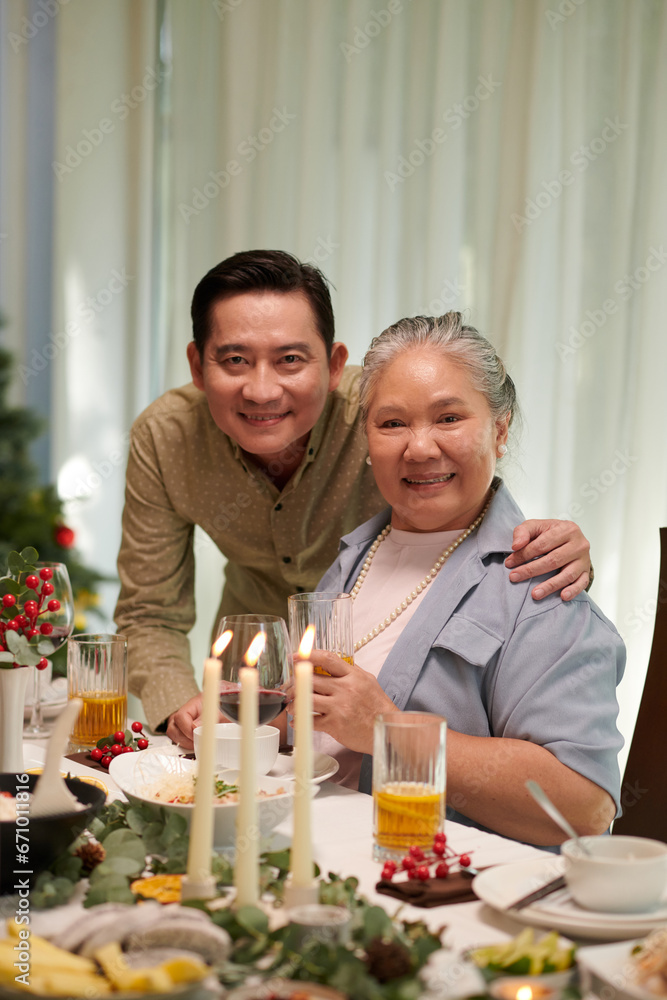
[23,562,74,738]
[372,712,447,861]
[214,615,292,725]
[67,633,128,750]
[287,592,353,674]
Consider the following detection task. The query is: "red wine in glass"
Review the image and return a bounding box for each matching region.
[219,688,287,724]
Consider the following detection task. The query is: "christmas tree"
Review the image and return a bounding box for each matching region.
[0,345,104,670]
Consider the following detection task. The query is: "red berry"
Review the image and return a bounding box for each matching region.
[14,614,28,628]
[409,845,425,861]
[25,575,39,590]
[39,567,53,581]
[401,856,416,871]
[91,748,103,761]
[41,582,54,596]
[435,862,450,879]
[433,832,446,844]
[382,859,397,875]
[110,744,124,756]
[39,622,53,635]
[5,620,19,632]
[23,600,38,617]
[131,721,144,733]
[381,864,395,881]
[113,731,126,745]
[433,841,446,856]
[416,865,430,881]
[459,854,471,868]
[2,594,16,608]
[121,745,134,753]
[36,658,49,671]
[100,755,113,769]
[26,628,40,640]
[47,599,60,612]
[408,868,421,880]
[137,738,149,750]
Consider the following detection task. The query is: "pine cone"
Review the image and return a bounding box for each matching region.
[365,938,412,982]
[75,840,106,873]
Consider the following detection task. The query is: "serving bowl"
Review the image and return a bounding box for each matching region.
[0,772,106,894]
[109,751,302,848]
[193,723,280,775]
[562,835,667,913]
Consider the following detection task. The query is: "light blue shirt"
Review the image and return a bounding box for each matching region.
[318,481,625,841]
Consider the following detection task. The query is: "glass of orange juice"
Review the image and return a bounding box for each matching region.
[287,592,353,675]
[373,712,447,862]
[67,633,128,750]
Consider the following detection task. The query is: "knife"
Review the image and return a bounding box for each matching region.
[508,874,567,910]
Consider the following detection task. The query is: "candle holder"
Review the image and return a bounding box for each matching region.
[488,979,559,1000]
[283,876,319,909]
[180,873,217,901]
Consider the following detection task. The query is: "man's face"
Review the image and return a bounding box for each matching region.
[187,291,347,472]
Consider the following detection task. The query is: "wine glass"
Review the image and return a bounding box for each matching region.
[214,615,292,725]
[23,562,74,738]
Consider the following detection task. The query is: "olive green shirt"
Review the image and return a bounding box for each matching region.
[114,367,384,730]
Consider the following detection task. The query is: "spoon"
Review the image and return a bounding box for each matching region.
[30,698,84,818]
[525,779,591,854]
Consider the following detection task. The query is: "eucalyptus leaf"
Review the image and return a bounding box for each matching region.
[84,883,136,907]
[95,855,143,877]
[5,631,21,653]
[235,905,270,937]
[0,652,16,663]
[0,578,21,597]
[37,639,55,655]
[7,552,24,575]
[362,905,393,945]
[19,547,38,564]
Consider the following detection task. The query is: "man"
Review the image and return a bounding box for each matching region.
[115,250,591,747]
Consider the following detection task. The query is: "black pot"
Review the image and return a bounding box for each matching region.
[0,772,106,895]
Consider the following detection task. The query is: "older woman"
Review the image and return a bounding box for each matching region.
[304,313,624,847]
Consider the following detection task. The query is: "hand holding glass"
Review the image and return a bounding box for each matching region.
[287,592,353,674]
[215,615,292,725]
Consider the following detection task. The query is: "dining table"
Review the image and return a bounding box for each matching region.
[4,728,658,999]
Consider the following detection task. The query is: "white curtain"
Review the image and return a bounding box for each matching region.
[7,0,665,753]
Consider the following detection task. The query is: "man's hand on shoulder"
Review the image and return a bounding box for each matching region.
[166,693,204,751]
[505,519,592,602]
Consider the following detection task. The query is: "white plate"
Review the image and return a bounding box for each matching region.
[109,751,315,848]
[267,752,339,784]
[473,858,667,941]
[577,939,658,1000]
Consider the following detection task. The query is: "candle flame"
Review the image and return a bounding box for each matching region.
[516,988,533,1000]
[212,630,233,657]
[244,631,266,667]
[298,624,316,659]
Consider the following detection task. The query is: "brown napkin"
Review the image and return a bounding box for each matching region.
[376,871,479,907]
[64,750,106,773]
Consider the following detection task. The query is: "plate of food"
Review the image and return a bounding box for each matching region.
[109,751,312,847]
[577,932,667,1000]
[472,858,667,941]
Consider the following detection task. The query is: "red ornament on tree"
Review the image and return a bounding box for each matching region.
[54,524,76,548]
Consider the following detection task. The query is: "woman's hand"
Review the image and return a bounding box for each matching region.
[505,519,591,601]
[289,650,398,754]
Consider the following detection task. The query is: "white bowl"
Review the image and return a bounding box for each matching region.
[562,835,667,913]
[109,751,301,848]
[193,723,280,775]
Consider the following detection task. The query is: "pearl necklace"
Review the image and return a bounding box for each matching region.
[350,491,494,652]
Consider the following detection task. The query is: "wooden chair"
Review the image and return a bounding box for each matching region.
[612,527,667,841]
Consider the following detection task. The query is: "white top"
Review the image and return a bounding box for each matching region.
[315,526,462,788]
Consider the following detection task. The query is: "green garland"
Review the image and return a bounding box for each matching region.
[31,800,444,999]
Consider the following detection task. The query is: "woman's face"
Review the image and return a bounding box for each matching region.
[365,347,510,533]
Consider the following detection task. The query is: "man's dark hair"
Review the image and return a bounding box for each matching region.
[190,250,335,357]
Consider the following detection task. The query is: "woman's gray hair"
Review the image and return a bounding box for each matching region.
[359,312,520,429]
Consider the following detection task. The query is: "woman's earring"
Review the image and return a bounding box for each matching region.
[366,455,372,466]
[498,444,507,456]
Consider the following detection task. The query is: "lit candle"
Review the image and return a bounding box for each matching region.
[290,625,316,890]
[182,630,232,901]
[489,981,555,1000]
[234,631,265,907]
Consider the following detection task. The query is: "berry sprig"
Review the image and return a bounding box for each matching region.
[0,548,58,669]
[90,722,150,770]
[380,833,473,882]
